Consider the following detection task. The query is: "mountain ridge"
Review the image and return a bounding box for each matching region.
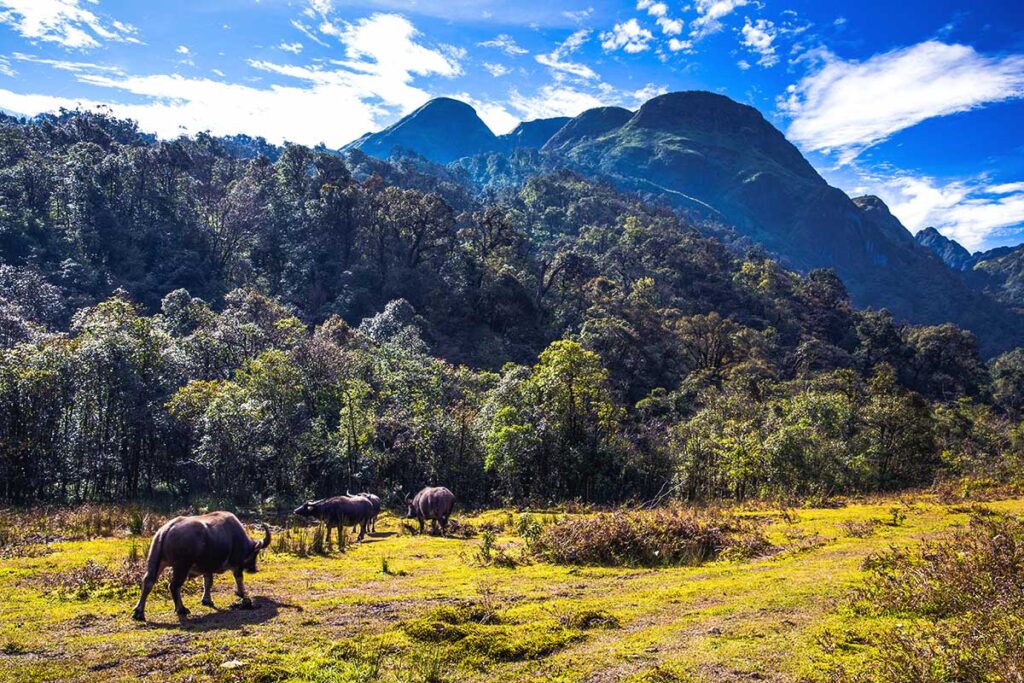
[346,91,1024,352]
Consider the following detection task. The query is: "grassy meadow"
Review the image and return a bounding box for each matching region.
[0,491,1021,683]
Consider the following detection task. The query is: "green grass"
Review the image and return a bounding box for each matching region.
[1,494,1022,682]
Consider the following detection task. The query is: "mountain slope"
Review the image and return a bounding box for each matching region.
[498,117,571,151]
[550,91,1024,352]
[915,227,976,270]
[916,228,1024,308]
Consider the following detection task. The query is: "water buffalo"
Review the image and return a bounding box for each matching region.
[354,492,381,533]
[405,486,455,536]
[131,511,270,621]
[294,495,373,545]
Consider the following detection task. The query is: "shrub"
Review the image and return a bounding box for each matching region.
[535,506,771,567]
[816,513,1024,682]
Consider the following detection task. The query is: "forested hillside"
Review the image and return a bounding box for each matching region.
[2,110,1023,506]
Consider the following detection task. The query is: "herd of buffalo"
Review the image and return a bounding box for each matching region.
[131,486,455,621]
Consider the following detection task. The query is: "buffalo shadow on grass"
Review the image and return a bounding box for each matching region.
[139,596,302,631]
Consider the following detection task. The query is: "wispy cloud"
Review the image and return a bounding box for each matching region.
[536,29,597,79]
[781,41,1024,164]
[0,0,139,49]
[478,33,528,56]
[482,62,511,77]
[690,0,748,40]
[885,175,1024,250]
[278,42,303,54]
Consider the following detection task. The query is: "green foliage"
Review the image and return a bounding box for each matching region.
[0,111,1021,508]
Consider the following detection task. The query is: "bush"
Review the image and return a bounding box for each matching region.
[816,514,1024,682]
[534,507,771,567]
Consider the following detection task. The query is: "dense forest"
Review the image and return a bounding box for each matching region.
[1,111,1023,507]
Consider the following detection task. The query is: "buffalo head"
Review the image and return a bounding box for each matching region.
[244,524,271,573]
[294,501,319,517]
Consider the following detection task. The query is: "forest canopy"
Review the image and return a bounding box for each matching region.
[1,110,1022,506]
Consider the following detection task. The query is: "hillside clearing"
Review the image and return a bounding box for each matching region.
[1,495,1020,682]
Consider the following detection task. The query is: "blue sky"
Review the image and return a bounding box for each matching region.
[0,1,1022,250]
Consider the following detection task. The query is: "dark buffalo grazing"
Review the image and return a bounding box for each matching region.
[405,486,455,536]
[354,492,381,533]
[294,495,373,544]
[131,511,270,621]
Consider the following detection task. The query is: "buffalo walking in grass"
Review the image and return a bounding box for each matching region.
[294,495,374,545]
[131,511,270,621]
[406,486,455,536]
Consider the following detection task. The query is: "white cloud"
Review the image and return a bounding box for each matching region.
[781,41,1024,164]
[0,0,138,49]
[278,42,303,54]
[740,18,777,67]
[656,17,683,35]
[840,168,1024,250]
[536,29,597,79]
[508,84,608,120]
[601,18,653,54]
[176,45,190,55]
[988,182,1024,195]
[0,56,13,77]
[478,33,528,56]
[630,83,667,104]
[882,176,1024,250]
[482,62,510,77]
[637,0,667,17]
[690,0,748,39]
[0,13,463,148]
[447,92,519,133]
[668,38,692,52]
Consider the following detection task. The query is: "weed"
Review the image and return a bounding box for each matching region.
[311,523,327,554]
[536,506,771,567]
[838,520,879,538]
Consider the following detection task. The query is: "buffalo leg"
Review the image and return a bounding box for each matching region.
[431,519,439,535]
[131,566,161,621]
[325,524,332,550]
[440,516,449,537]
[169,563,191,617]
[201,573,215,608]
[418,515,425,535]
[233,570,253,608]
[357,520,366,541]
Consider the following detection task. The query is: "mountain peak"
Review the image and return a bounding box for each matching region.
[915,226,976,270]
[346,97,498,164]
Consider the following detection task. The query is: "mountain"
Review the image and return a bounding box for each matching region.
[346,99,571,164]
[915,227,977,271]
[344,91,1024,353]
[542,107,633,153]
[498,117,571,151]
[916,228,1024,307]
[344,98,500,164]
[547,91,1024,352]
